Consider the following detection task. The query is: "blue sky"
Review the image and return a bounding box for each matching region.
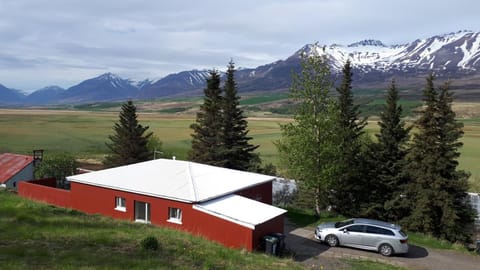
[0,0,479,91]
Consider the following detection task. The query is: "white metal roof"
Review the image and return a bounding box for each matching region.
[193,194,287,229]
[67,159,275,203]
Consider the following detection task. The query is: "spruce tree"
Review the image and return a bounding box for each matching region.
[369,80,411,220]
[330,60,368,216]
[104,100,152,168]
[222,60,259,171]
[188,70,225,166]
[404,74,474,243]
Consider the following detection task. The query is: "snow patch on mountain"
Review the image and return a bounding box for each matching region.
[300,30,480,73]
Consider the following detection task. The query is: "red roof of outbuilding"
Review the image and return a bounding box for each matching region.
[0,153,34,184]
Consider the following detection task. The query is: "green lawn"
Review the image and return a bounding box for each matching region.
[0,190,407,270]
[0,109,479,191]
[0,190,304,270]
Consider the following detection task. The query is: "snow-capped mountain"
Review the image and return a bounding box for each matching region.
[138,70,213,98]
[2,30,480,106]
[25,86,65,104]
[298,30,480,76]
[58,72,138,103]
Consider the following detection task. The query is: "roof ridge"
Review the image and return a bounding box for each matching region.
[186,161,198,202]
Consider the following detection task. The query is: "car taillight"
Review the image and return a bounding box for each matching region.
[400,239,408,244]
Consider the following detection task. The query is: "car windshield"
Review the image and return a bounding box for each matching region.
[334,219,354,228]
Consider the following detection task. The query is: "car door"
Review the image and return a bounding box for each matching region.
[339,225,365,247]
[363,225,384,248]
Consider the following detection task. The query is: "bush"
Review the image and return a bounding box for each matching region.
[141,236,159,251]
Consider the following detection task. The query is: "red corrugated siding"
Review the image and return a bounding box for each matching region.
[18,179,71,208]
[252,215,285,250]
[235,181,272,204]
[189,207,254,250]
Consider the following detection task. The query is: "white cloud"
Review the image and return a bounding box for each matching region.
[0,0,478,91]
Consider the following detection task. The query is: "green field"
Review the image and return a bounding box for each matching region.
[0,109,479,191]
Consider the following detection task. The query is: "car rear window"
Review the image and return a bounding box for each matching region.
[399,230,407,237]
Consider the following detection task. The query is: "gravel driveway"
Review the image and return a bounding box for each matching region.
[284,220,480,270]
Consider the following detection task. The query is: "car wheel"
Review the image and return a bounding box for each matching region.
[325,234,339,247]
[379,243,393,256]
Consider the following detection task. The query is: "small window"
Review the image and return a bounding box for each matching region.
[168,207,182,224]
[115,197,126,212]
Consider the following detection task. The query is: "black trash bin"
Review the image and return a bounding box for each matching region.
[270,233,286,256]
[263,235,278,255]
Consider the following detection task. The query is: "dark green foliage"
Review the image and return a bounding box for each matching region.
[330,60,369,216]
[35,152,77,188]
[276,51,342,216]
[104,100,153,168]
[141,236,159,251]
[188,71,225,166]
[366,80,411,220]
[403,74,475,243]
[222,61,259,171]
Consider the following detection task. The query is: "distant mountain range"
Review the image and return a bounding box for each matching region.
[1,30,480,106]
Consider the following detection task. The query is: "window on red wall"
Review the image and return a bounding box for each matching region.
[168,207,182,224]
[115,197,126,212]
[134,201,151,223]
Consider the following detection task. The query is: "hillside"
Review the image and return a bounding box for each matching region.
[0,190,302,270]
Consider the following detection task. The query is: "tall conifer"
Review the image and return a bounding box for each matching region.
[222,60,258,171]
[188,70,225,166]
[330,60,368,216]
[104,100,152,168]
[368,80,411,220]
[404,74,474,243]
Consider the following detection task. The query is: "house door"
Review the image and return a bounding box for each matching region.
[134,201,151,223]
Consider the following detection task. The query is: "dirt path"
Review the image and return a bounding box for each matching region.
[284,220,480,270]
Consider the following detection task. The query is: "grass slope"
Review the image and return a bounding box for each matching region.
[0,190,303,270]
[0,191,407,270]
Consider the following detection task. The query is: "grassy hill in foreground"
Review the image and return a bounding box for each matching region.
[0,190,408,270]
[0,190,302,270]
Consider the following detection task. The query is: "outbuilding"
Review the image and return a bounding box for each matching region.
[0,153,35,189]
[19,158,287,251]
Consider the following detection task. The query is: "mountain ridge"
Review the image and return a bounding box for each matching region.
[2,30,480,105]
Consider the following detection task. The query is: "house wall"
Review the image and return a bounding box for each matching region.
[69,182,196,225]
[18,179,281,252]
[235,181,272,204]
[18,178,71,208]
[188,207,254,250]
[5,163,34,190]
[252,214,285,250]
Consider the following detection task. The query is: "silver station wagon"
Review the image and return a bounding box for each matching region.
[314,218,408,256]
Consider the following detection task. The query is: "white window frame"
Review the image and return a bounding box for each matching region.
[134,201,151,224]
[115,196,126,212]
[167,207,182,224]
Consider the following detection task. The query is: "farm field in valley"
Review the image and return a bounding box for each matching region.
[0,108,479,192]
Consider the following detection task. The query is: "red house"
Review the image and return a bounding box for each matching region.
[19,159,286,251]
[0,153,35,190]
